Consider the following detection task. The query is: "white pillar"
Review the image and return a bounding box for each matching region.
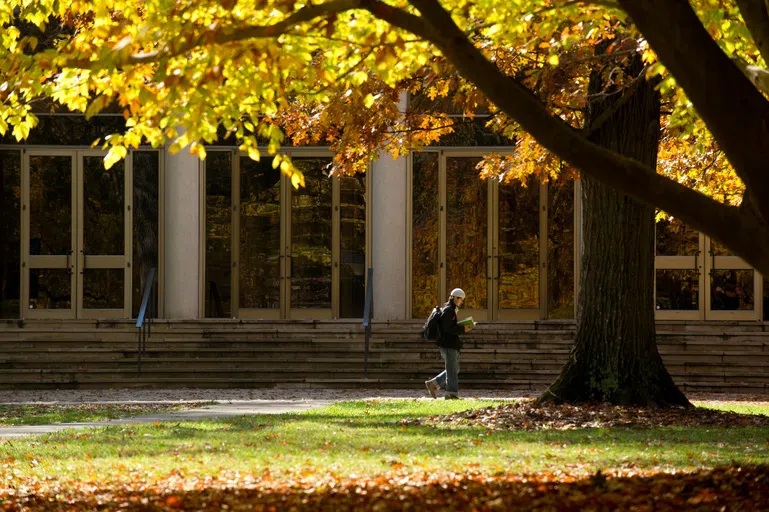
[371,93,409,321]
[163,144,200,319]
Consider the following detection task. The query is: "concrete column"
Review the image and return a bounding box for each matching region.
[371,93,409,321]
[163,144,200,319]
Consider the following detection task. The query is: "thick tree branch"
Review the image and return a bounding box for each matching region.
[618,0,769,230]
[735,0,769,65]
[373,0,769,275]
[731,56,769,96]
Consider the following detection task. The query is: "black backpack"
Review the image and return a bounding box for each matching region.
[422,306,443,341]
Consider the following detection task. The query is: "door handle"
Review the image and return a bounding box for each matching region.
[66,250,73,276]
[694,250,701,275]
[709,249,715,276]
[287,255,293,279]
[487,255,492,281]
[80,249,86,275]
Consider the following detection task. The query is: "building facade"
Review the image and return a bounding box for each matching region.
[1,114,767,325]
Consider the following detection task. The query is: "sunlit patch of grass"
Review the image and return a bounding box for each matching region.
[2,398,768,487]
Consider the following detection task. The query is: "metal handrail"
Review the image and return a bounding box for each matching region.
[362,267,373,378]
[136,267,157,376]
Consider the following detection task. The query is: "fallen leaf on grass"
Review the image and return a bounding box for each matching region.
[2,464,769,511]
[402,399,769,431]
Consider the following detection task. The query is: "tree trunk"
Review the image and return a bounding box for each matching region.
[539,55,691,407]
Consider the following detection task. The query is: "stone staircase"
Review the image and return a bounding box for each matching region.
[1,319,768,393]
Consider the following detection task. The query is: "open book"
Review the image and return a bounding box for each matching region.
[457,316,476,329]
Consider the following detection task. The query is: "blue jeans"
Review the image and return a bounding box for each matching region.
[429,347,460,394]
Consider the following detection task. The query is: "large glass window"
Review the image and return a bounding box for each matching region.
[498,176,540,311]
[656,217,699,256]
[547,177,575,319]
[239,157,281,310]
[710,270,755,311]
[204,152,367,319]
[410,152,575,320]
[204,151,232,318]
[411,153,439,318]
[27,155,73,312]
[655,216,702,313]
[446,157,487,310]
[655,216,761,320]
[0,150,21,318]
[656,270,700,311]
[290,158,333,310]
[132,151,160,318]
[340,174,367,318]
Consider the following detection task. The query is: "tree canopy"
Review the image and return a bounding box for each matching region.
[2,0,769,273]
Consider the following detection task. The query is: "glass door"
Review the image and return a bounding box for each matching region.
[493,176,544,321]
[205,152,368,320]
[409,151,555,322]
[654,217,704,320]
[443,155,491,321]
[286,157,334,319]
[654,216,761,320]
[76,151,131,318]
[22,150,131,319]
[237,156,283,319]
[22,151,77,319]
[705,238,760,320]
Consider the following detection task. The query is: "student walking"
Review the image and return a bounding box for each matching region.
[425,288,471,400]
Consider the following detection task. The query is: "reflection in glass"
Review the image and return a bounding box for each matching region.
[710,239,734,256]
[132,151,159,318]
[446,157,487,310]
[498,176,539,310]
[547,178,575,319]
[83,156,124,255]
[205,151,232,318]
[29,269,71,309]
[340,175,366,318]
[411,153,439,318]
[710,270,754,311]
[656,216,699,256]
[0,150,21,318]
[291,158,332,309]
[240,157,281,310]
[656,270,700,310]
[83,269,124,309]
[29,155,72,256]
[764,277,768,321]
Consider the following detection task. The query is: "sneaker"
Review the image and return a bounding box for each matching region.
[445,393,460,400]
[425,380,438,399]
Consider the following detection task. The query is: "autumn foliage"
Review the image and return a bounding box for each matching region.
[3,465,769,511]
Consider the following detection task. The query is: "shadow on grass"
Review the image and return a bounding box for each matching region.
[22,403,769,468]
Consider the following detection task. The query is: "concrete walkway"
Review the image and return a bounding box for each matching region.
[0,400,334,438]
[0,388,531,439]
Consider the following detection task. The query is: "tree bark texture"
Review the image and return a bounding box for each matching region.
[540,56,691,407]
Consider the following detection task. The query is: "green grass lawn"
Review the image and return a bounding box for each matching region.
[2,399,768,485]
[0,402,214,427]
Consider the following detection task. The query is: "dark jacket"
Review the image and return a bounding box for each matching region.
[438,300,464,351]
